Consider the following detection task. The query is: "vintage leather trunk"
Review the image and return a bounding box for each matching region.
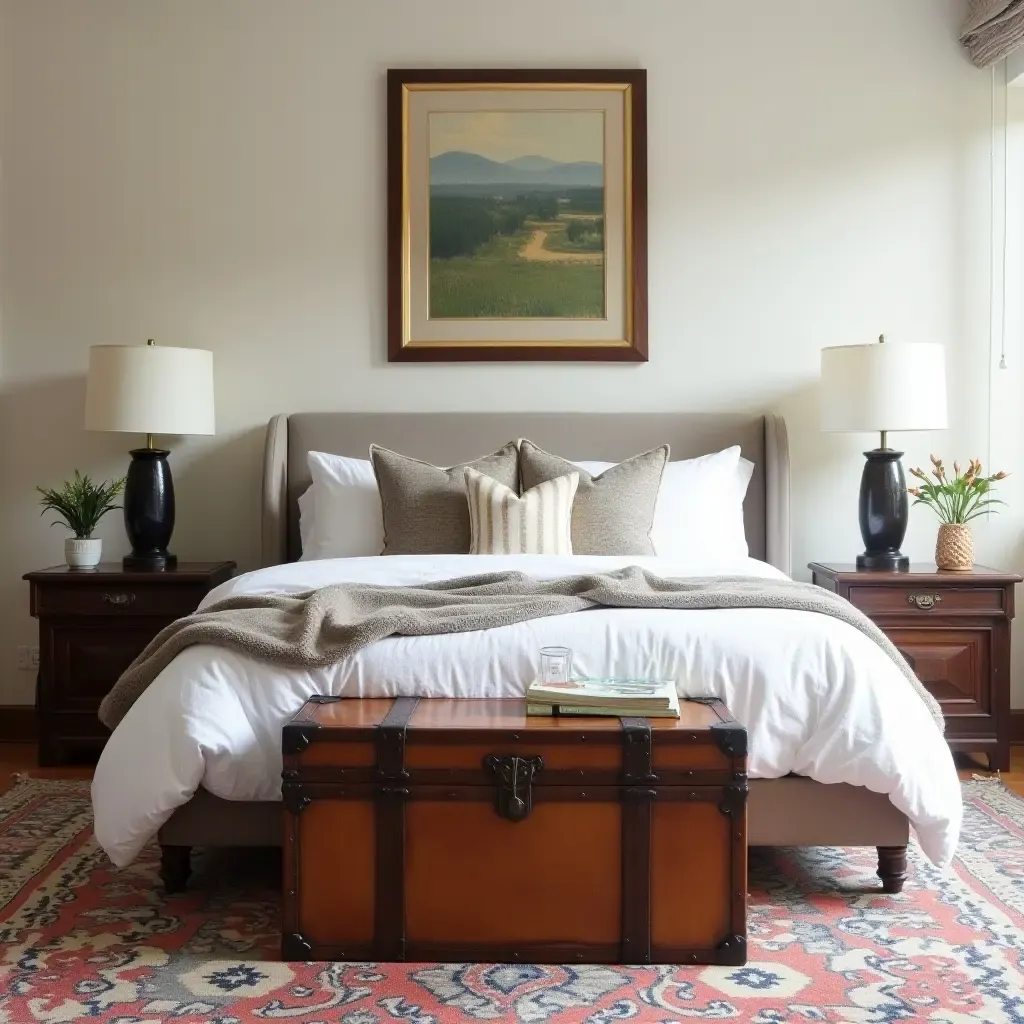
[282,696,747,965]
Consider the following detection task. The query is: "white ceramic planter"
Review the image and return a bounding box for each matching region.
[65,537,102,570]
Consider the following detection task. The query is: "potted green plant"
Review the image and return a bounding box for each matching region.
[908,456,1007,571]
[37,471,126,569]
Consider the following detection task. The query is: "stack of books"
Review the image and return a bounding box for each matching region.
[526,677,681,718]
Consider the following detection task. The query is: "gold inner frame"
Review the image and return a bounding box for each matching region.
[400,82,634,349]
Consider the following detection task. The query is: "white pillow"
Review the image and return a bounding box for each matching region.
[572,447,752,559]
[302,451,384,560]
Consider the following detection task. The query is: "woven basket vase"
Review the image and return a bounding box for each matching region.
[935,522,974,571]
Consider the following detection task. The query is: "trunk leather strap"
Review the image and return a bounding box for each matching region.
[377,696,421,780]
[620,716,655,964]
[374,696,420,959]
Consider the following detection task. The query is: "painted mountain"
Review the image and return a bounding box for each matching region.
[504,155,561,172]
[430,151,603,189]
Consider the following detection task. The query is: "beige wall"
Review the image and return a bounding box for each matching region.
[1,0,1021,704]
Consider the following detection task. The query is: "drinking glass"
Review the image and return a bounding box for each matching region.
[539,646,572,684]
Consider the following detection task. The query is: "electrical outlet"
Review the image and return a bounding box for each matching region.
[16,646,39,671]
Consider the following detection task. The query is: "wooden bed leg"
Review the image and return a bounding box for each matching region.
[160,845,192,894]
[876,845,907,894]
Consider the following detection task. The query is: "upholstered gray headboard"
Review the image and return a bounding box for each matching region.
[262,413,791,573]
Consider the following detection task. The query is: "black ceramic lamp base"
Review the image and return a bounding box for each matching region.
[123,448,177,572]
[856,550,909,571]
[123,552,178,571]
[856,449,910,572]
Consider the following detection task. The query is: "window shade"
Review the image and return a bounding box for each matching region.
[961,0,1024,67]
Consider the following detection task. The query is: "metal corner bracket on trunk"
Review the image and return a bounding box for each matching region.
[716,933,747,966]
[710,720,747,758]
[282,694,340,755]
[282,933,312,961]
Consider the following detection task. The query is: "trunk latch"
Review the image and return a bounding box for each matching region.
[485,754,544,822]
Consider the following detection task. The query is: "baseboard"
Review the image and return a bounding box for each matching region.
[0,706,36,743]
[1012,709,1024,744]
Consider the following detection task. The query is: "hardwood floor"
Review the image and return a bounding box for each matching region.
[3,744,1024,797]
[955,749,1024,796]
[0,744,92,795]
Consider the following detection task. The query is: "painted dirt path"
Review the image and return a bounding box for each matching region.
[519,227,603,263]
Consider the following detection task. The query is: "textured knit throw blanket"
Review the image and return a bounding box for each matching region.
[98,567,944,731]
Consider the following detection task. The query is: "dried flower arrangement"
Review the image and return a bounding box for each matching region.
[908,456,1008,571]
[908,455,1006,525]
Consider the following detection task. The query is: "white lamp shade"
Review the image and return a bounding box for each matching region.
[820,341,947,433]
[85,344,215,436]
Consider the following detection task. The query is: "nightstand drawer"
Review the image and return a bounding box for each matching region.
[847,586,1004,617]
[886,627,990,716]
[33,583,208,620]
[47,624,157,709]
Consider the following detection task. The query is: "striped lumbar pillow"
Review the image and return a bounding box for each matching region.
[465,467,578,555]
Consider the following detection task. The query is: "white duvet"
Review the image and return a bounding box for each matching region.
[91,554,962,868]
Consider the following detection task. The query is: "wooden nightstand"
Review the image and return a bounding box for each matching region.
[809,562,1022,772]
[23,561,235,766]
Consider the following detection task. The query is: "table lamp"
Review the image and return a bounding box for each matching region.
[820,335,947,570]
[85,340,215,570]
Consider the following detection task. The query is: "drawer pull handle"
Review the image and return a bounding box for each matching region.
[101,592,136,607]
[908,593,942,610]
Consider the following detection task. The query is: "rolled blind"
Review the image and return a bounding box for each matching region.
[961,0,1024,67]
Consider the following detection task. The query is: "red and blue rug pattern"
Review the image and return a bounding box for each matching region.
[0,777,1021,1022]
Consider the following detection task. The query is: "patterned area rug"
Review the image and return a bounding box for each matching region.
[0,778,1021,1023]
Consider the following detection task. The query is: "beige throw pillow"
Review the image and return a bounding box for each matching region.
[465,468,578,555]
[518,440,669,555]
[370,442,519,554]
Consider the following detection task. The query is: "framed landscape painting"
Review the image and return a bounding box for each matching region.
[387,69,647,362]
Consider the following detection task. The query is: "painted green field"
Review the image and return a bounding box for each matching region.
[542,218,604,254]
[429,230,605,319]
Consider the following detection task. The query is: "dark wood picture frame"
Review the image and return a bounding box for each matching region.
[387,69,648,363]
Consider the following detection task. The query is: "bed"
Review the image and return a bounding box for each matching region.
[92,412,960,894]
